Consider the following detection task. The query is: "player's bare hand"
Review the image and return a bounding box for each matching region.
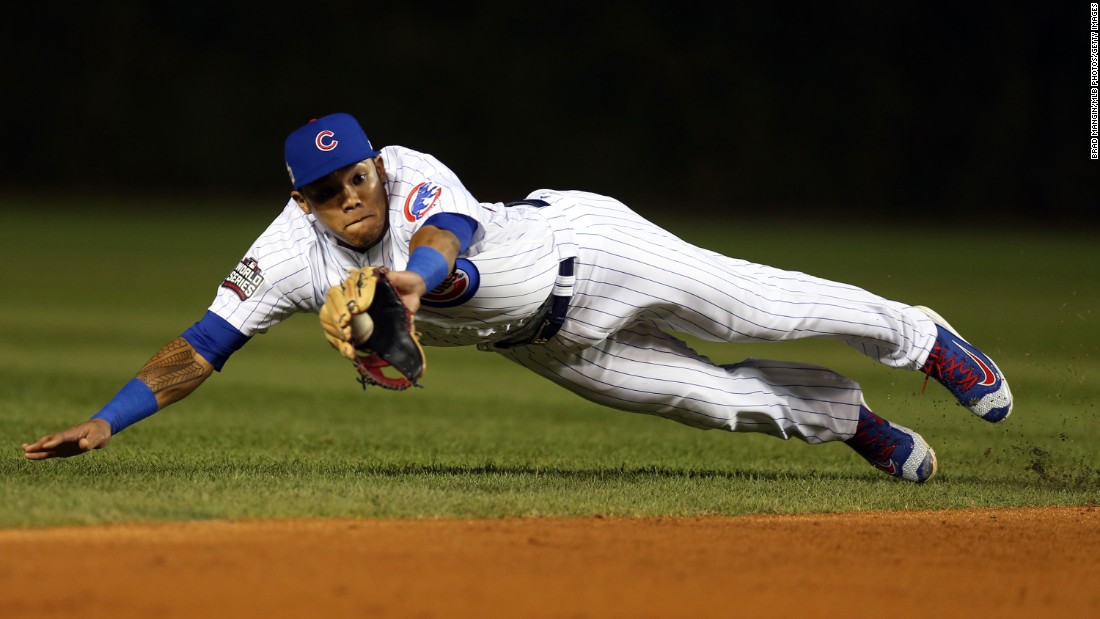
[385,270,427,314]
[22,419,112,460]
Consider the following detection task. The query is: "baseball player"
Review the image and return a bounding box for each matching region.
[23,113,1013,483]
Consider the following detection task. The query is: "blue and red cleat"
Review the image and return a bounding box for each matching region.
[915,306,1013,423]
[846,400,938,483]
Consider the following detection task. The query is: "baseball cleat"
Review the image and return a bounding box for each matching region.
[846,400,937,483]
[914,305,1013,423]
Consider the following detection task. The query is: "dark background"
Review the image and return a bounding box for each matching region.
[3,1,1094,226]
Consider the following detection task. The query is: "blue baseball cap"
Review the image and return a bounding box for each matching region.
[284,113,381,189]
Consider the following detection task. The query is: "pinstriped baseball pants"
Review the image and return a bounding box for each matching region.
[494,190,938,444]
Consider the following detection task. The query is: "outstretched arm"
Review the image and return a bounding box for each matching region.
[387,211,478,312]
[386,223,462,313]
[136,337,215,408]
[22,337,214,460]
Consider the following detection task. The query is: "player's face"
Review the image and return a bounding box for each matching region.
[292,157,389,249]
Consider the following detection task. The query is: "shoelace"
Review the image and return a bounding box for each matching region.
[921,343,982,393]
[849,414,896,461]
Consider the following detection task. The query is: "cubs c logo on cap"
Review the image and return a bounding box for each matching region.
[315,130,338,151]
[285,112,380,189]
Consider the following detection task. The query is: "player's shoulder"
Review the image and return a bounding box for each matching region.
[262,199,316,240]
[380,143,432,162]
[218,199,319,306]
[240,199,319,265]
[380,144,455,181]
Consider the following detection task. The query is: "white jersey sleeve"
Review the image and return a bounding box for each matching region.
[207,201,320,337]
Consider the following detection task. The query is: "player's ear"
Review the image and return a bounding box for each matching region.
[373,156,387,182]
[291,191,311,214]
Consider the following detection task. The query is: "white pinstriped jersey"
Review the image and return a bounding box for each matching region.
[209,145,561,346]
[208,145,940,445]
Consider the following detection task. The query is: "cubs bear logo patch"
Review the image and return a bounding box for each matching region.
[403,182,443,222]
[421,258,480,308]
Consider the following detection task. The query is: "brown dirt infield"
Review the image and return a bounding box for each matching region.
[1,506,1096,619]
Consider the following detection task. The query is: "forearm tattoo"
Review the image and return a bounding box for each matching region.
[136,337,210,394]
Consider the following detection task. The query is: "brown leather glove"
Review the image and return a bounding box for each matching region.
[319,267,426,390]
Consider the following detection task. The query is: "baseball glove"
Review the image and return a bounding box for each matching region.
[319,266,426,390]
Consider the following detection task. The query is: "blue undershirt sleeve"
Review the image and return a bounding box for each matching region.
[180,311,251,371]
[422,212,478,252]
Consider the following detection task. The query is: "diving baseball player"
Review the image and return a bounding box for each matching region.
[23,113,1014,483]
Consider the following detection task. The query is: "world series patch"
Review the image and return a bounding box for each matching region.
[221,257,265,301]
[421,258,479,308]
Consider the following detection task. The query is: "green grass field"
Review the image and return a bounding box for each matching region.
[1,200,1097,527]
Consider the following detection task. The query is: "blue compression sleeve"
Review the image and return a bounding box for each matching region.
[422,213,478,252]
[91,378,159,434]
[90,313,248,433]
[405,246,451,292]
[181,311,251,371]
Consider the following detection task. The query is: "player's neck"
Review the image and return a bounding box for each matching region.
[333,236,370,253]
